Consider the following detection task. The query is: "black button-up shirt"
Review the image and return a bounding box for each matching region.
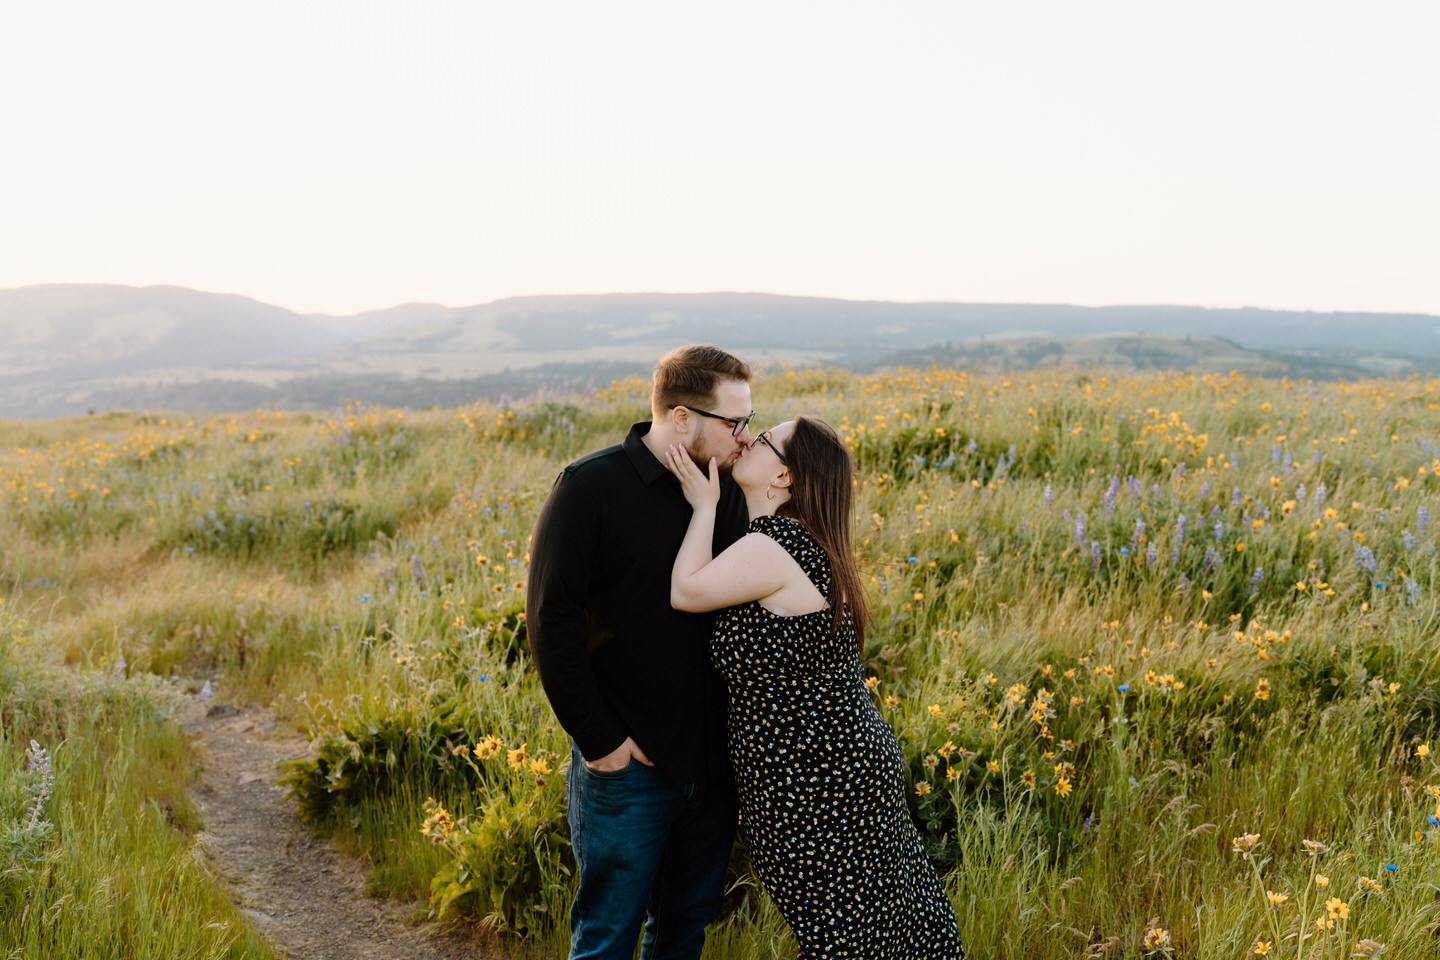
[526,422,748,784]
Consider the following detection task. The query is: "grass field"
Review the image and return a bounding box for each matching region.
[3,366,1439,959]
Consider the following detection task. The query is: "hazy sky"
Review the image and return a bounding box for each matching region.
[2,2,1437,316]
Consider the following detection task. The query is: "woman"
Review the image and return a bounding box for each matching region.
[664,415,965,959]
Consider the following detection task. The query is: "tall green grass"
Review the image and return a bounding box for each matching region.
[2,370,1439,957]
[0,607,275,959]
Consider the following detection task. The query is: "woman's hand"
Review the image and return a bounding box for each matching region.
[665,443,720,511]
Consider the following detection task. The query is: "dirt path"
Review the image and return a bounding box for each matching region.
[182,700,487,960]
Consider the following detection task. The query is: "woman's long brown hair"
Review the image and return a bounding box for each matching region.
[776,415,868,650]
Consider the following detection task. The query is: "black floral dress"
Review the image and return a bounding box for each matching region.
[713,515,965,959]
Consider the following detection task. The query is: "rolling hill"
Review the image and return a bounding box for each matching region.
[3,285,1438,418]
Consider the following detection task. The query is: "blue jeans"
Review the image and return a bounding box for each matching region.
[566,745,737,960]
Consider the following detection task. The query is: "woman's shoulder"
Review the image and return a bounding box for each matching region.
[749,514,825,555]
[748,514,809,536]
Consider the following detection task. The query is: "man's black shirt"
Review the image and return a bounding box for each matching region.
[526,422,748,784]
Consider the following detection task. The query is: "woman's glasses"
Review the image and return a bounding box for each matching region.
[750,430,788,465]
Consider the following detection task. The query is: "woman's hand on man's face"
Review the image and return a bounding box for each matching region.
[664,443,720,510]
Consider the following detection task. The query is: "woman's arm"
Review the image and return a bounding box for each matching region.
[664,444,798,613]
[672,531,797,613]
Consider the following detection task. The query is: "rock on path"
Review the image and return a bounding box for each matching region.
[182,702,487,960]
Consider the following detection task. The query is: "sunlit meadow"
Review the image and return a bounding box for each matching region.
[3,367,1439,959]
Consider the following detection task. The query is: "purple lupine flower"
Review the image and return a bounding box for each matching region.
[25,740,54,828]
[1044,485,1054,506]
[1406,578,1420,604]
[1248,566,1265,591]
[966,438,978,454]
[1355,545,1377,572]
[1146,543,1158,566]
[1314,483,1328,505]
[1127,477,1143,496]
[1091,540,1102,568]
[1102,477,1119,514]
[1133,519,1146,543]
[1175,462,1187,479]
[1271,444,1282,464]
[1178,574,1191,591]
[1419,506,1430,534]
[1282,451,1293,473]
[1296,483,1307,502]
[1404,530,1417,551]
[1073,512,1086,544]
[1313,449,1323,463]
[1200,482,1210,497]
[1214,521,1225,540]
[1231,488,1243,505]
[1171,544,1181,564]
[1203,546,1219,571]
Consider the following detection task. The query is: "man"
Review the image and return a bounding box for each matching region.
[527,344,754,960]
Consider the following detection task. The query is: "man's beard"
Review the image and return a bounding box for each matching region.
[686,436,737,477]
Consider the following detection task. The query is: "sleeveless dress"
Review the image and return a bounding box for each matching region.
[712,515,965,959]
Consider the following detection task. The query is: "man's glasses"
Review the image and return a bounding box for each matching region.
[679,406,756,437]
[751,430,788,465]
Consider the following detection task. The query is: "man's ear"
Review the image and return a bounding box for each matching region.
[669,406,691,435]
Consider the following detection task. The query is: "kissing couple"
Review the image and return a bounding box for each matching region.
[528,345,966,959]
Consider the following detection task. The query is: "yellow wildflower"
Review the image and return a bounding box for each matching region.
[987,759,1001,773]
[507,743,528,770]
[1232,833,1261,854]
[1266,890,1288,904]
[1315,874,1329,888]
[1055,776,1073,797]
[1251,941,1271,956]
[1418,743,1431,759]
[1324,897,1349,920]
[915,781,931,796]
[1254,678,1271,701]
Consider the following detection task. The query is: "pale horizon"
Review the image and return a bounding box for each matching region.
[3,1,1437,317]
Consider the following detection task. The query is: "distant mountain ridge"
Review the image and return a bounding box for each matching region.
[2,284,1438,418]
[0,284,338,384]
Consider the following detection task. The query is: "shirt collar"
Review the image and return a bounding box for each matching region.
[623,421,671,485]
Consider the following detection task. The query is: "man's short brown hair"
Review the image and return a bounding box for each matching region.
[651,345,752,415]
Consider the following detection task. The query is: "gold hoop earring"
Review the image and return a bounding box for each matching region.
[766,487,776,501]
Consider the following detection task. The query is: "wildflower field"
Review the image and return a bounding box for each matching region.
[3,366,1439,959]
